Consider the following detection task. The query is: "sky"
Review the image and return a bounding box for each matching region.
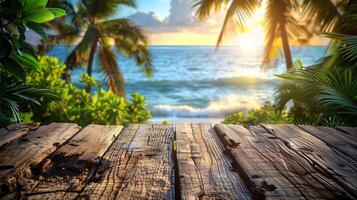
[118,0,226,45]
[118,0,328,46]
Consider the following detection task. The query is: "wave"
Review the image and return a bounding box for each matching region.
[126,76,279,92]
[152,94,265,118]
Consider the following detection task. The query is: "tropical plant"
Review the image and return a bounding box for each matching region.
[223,102,292,125]
[41,0,153,96]
[273,1,357,126]
[0,0,65,127]
[275,66,357,126]
[302,0,357,70]
[194,0,309,69]
[26,56,151,126]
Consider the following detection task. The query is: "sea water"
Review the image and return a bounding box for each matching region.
[49,45,326,122]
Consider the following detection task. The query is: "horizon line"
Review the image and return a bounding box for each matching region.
[147,44,329,47]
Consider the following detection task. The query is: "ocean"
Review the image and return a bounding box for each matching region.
[49,46,327,122]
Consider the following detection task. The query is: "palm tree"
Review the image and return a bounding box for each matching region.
[42,0,152,96]
[274,1,357,126]
[301,0,357,70]
[194,0,306,69]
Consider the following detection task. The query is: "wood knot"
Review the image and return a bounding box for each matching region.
[261,180,276,191]
[228,139,240,147]
[53,142,61,148]
[252,175,260,179]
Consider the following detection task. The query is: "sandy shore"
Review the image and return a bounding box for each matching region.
[150,117,224,124]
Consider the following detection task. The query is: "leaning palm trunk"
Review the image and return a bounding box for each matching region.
[279,21,293,69]
[86,36,98,93]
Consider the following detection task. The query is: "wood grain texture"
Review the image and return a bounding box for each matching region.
[79,124,174,200]
[263,124,357,199]
[0,128,29,148]
[176,123,251,200]
[1,123,356,200]
[25,125,123,199]
[249,126,349,199]
[215,124,306,199]
[0,123,40,148]
[299,125,357,161]
[337,126,357,136]
[0,123,80,195]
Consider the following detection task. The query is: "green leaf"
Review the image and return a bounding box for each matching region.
[23,8,55,23]
[0,58,26,80]
[48,8,66,18]
[27,22,47,39]
[293,60,304,70]
[12,53,41,72]
[20,0,48,11]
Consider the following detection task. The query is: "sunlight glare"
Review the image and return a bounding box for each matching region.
[233,3,265,47]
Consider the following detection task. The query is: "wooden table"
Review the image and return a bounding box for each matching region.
[0,123,356,199]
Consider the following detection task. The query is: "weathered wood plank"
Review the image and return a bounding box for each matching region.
[24,125,123,199]
[176,123,251,200]
[337,126,357,136]
[79,124,174,200]
[0,123,40,148]
[299,125,357,161]
[215,124,310,199]
[0,129,29,149]
[0,123,80,196]
[250,126,352,199]
[263,124,357,199]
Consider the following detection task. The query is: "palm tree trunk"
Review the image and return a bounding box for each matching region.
[86,38,98,93]
[279,22,293,70]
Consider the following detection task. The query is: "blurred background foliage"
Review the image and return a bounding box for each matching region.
[24,56,151,126]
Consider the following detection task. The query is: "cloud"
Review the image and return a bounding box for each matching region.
[128,11,163,27]
[127,0,218,33]
[166,0,193,25]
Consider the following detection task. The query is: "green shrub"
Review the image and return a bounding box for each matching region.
[223,102,292,125]
[0,0,65,127]
[25,56,151,126]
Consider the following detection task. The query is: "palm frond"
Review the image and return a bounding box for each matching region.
[324,33,357,63]
[99,19,153,76]
[301,0,342,32]
[82,0,136,19]
[194,0,228,20]
[99,19,146,43]
[195,0,261,47]
[0,77,60,123]
[217,0,261,46]
[98,44,125,96]
[275,68,357,125]
[65,27,97,69]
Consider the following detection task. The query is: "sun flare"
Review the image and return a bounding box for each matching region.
[234,27,265,47]
[233,4,265,47]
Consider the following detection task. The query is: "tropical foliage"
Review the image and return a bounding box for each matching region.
[41,0,153,96]
[275,66,357,126]
[0,0,65,127]
[25,56,151,126]
[221,1,357,127]
[273,1,357,126]
[223,102,292,125]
